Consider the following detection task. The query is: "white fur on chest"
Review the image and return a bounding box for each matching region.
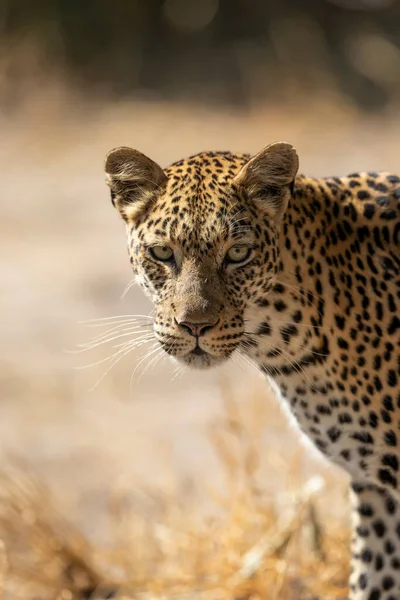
[268,373,361,478]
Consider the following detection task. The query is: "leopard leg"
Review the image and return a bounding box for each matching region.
[349,481,400,600]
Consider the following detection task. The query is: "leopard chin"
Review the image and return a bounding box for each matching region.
[177,348,229,370]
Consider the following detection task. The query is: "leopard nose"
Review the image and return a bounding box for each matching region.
[176,318,219,337]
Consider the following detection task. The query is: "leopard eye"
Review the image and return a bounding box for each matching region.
[149,245,174,262]
[225,246,252,264]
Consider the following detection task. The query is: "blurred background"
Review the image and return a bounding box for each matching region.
[1,0,400,596]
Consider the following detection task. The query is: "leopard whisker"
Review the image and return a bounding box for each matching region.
[170,363,186,383]
[72,326,153,353]
[120,277,137,300]
[77,327,154,352]
[88,337,154,391]
[80,314,154,326]
[276,346,319,393]
[76,335,154,370]
[243,317,326,331]
[137,346,165,381]
[242,332,329,359]
[131,343,163,381]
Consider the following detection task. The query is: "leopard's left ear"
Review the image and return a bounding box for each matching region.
[233,142,299,220]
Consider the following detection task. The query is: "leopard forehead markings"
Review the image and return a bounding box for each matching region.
[104,143,400,599]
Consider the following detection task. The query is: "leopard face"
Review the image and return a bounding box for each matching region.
[105,144,298,369]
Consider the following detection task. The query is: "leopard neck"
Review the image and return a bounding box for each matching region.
[242,175,334,376]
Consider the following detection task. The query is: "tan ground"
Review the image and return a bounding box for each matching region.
[2,89,400,597]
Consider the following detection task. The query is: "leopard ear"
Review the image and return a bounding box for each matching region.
[233,142,299,219]
[105,147,167,221]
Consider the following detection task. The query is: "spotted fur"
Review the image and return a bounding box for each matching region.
[104,143,400,600]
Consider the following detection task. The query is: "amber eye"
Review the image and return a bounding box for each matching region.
[149,245,174,262]
[225,246,252,264]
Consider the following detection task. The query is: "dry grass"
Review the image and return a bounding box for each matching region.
[0,388,350,600]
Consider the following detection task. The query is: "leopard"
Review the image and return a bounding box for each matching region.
[104,142,400,600]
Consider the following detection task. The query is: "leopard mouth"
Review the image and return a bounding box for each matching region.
[181,344,229,369]
[159,334,232,369]
[191,346,207,356]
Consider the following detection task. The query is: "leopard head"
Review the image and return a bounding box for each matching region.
[104,143,298,369]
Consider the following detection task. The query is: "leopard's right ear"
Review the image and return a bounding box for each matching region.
[104,147,167,221]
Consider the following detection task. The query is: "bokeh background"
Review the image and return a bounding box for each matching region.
[1,0,400,596]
